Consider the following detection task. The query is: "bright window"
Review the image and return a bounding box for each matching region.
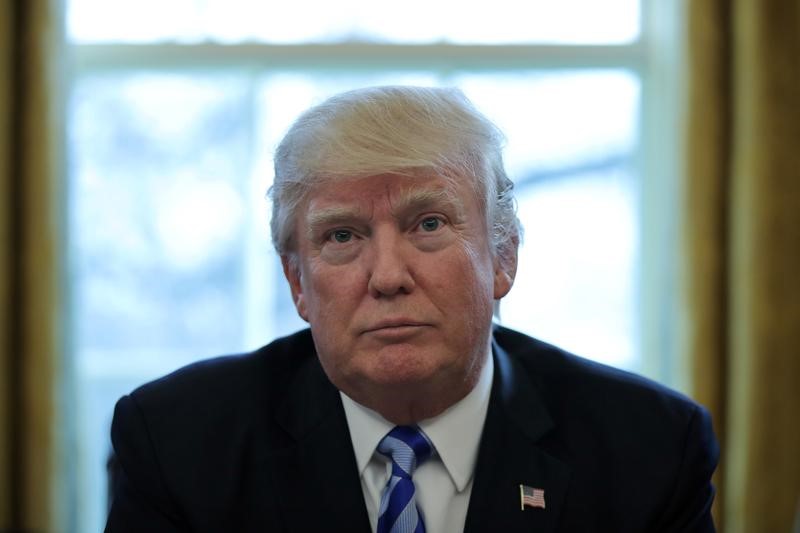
[65,2,679,531]
[68,0,640,44]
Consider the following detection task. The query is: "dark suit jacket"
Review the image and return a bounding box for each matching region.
[106,326,719,532]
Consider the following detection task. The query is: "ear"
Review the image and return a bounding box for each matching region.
[281,254,309,322]
[493,237,518,300]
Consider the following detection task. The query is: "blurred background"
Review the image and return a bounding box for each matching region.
[1,1,798,532]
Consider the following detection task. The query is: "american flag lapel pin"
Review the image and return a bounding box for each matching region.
[520,484,546,510]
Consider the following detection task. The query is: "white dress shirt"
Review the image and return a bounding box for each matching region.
[340,352,494,533]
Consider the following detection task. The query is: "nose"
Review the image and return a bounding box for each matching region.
[367,229,416,298]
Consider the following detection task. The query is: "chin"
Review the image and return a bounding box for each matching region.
[363,344,451,386]
[365,368,435,388]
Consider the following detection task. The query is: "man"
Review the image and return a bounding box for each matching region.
[106,86,719,532]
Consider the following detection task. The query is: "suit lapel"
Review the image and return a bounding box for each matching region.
[270,354,372,532]
[464,340,571,533]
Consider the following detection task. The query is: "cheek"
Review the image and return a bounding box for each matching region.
[428,246,496,312]
[303,262,364,322]
[457,242,497,293]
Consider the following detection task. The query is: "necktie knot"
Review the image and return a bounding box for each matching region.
[377,425,433,479]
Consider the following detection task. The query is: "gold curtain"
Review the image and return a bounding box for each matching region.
[684,0,800,532]
[0,0,63,531]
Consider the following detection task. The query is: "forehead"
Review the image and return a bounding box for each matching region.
[303,172,476,212]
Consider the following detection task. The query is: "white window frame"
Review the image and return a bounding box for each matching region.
[63,3,686,530]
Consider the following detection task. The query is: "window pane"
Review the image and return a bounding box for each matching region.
[67,0,640,44]
[455,71,638,175]
[453,71,640,367]
[69,72,255,532]
[70,73,253,360]
[505,171,638,368]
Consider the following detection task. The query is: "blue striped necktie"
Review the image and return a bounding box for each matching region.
[376,426,434,533]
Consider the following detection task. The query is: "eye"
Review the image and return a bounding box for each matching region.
[419,217,442,232]
[330,229,353,243]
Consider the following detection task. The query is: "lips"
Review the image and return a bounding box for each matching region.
[361,319,430,334]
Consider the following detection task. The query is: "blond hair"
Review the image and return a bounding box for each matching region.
[270,85,520,261]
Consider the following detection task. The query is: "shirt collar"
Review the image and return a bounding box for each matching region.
[341,351,494,492]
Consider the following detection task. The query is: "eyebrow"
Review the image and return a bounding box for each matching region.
[304,185,467,237]
[306,206,363,235]
[391,187,466,220]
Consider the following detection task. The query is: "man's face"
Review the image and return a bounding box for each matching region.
[282,172,515,421]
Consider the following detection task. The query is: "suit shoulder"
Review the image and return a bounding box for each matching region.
[128,328,316,415]
[108,329,320,528]
[493,325,704,422]
[110,329,319,485]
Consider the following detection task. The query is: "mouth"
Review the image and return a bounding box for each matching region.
[361,320,431,337]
